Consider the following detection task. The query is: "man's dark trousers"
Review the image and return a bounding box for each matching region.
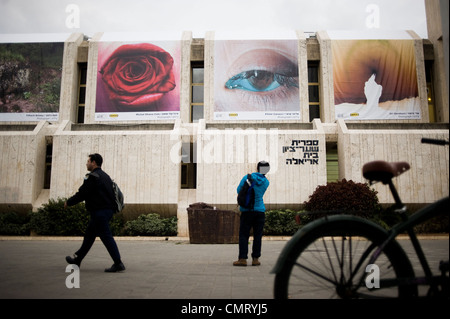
[76,208,121,263]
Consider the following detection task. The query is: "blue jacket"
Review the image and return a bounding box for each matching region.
[237,172,269,213]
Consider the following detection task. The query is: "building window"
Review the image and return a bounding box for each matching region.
[44,140,53,189]
[181,142,197,189]
[308,61,320,122]
[326,142,338,183]
[77,63,87,123]
[191,62,204,123]
[425,60,436,123]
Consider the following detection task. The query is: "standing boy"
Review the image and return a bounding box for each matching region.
[234,161,270,266]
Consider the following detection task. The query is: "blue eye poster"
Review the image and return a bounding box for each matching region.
[214,32,300,120]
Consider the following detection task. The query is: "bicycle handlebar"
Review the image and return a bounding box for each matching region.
[421,138,449,145]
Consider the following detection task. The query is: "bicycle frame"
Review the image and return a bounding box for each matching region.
[367,178,449,295]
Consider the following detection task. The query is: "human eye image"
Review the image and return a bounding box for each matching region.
[225,64,298,93]
[214,39,300,119]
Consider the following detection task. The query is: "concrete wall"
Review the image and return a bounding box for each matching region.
[0,121,49,212]
[50,120,181,218]
[195,119,327,208]
[59,33,85,123]
[337,120,449,204]
[425,0,449,123]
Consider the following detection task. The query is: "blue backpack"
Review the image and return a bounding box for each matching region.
[237,174,255,210]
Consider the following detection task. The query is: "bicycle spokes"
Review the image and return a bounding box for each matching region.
[286,236,400,298]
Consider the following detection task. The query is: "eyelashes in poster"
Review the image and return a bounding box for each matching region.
[0,42,63,122]
[95,41,180,121]
[333,39,420,120]
[214,39,300,120]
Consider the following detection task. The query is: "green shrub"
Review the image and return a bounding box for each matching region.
[110,213,125,236]
[413,214,449,233]
[303,179,382,219]
[29,198,89,236]
[264,210,300,236]
[123,213,177,236]
[0,212,30,235]
[28,198,124,236]
[294,210,318,227]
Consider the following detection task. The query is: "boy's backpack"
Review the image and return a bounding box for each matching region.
[112,180,125,213]
[237,174,255,210]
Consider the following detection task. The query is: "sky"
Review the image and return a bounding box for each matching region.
[0,0,429,39]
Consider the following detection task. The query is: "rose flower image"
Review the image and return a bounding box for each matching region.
[96,42,180,112]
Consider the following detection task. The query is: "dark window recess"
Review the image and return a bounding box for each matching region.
[181,143,197,189]
[77,63,87,123]
[308,61,320,122]
[191,62,204,123]
[44,142,53,189]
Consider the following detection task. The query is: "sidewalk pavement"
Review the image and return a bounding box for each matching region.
[0,235,448,299]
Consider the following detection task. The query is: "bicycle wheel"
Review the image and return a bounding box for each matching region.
[273,215,417,299]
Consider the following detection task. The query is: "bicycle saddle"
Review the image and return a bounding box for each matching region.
[362,161,410,184]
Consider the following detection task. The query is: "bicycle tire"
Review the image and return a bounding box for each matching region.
[273,215,417,299]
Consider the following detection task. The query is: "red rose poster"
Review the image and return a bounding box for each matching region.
[95,39,180,121]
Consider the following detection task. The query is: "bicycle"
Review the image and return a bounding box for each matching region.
[272,138,449,299]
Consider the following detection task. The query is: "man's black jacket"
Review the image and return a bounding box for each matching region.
[67,167,116,213]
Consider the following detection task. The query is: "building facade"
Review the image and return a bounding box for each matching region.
[1,8,448,237]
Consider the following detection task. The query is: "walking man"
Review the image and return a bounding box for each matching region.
[234,161,270,266]
[65,153,125,272]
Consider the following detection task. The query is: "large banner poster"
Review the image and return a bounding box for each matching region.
[332,36,420,120]
[95,39,181,121]
[214,33,300,120]
[0,41,63,122]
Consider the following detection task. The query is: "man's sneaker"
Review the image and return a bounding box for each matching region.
[66,254,81,267]
[105,262,126,273]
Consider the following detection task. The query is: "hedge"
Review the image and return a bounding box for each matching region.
[0,188,448,236]
[0,198,173,236]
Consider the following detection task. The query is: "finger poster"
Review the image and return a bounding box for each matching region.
[95,39,181,121]
[331,32,420,120]
[214,32,300,120]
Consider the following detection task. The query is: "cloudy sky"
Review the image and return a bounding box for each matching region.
[0,0,428,38]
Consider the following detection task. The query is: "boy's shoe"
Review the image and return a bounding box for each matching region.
[252,258,261,266]
[233,259,247,266]
[105,262,126,272]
